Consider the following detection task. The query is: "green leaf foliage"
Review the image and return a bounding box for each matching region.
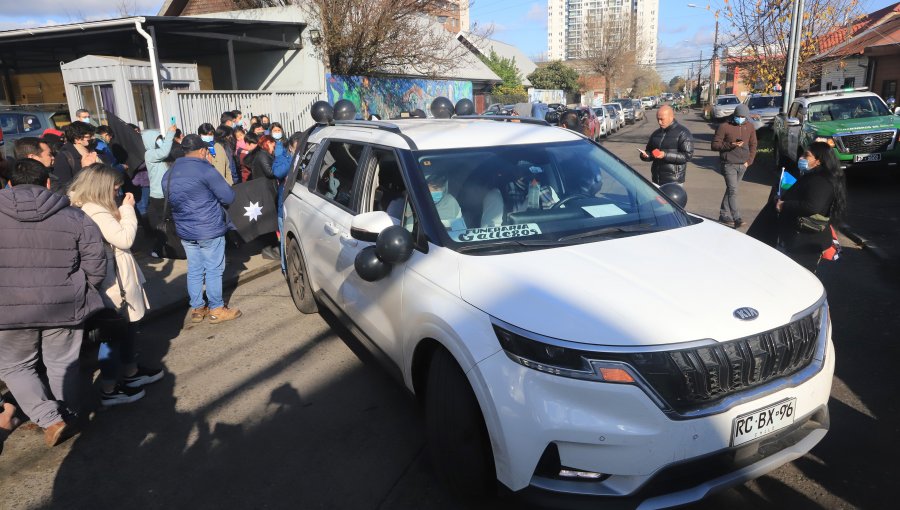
[527,61,580,93]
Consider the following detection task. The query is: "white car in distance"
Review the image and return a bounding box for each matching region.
[281,112,835,508]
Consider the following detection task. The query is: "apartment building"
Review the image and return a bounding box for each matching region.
[547,0,657,64]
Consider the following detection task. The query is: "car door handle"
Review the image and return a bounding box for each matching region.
[339,232,358,247]
[324,222,340,236]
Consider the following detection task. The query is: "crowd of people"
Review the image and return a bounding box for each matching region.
[0,107,307,448]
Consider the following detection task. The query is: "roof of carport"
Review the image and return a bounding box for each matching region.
[0,16,306,71]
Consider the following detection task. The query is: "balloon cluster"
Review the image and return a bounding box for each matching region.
[353,226,415,282]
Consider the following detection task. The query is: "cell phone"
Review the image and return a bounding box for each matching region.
[637,147,647,154]
[736,139,743,143]
[170,116,177,126]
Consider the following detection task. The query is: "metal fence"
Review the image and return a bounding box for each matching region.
[161,90,324,134]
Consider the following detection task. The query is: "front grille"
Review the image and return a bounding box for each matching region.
[838,130,895,153]
[624,313,821,414]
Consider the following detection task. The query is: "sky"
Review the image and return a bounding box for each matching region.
[1,0,897,82]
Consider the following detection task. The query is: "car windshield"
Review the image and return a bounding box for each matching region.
[806,96,891,121]
[747,96,783,110]
[717,97,740,105]
[414,140,693,254]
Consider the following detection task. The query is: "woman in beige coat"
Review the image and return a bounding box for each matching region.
[68,164,164,406]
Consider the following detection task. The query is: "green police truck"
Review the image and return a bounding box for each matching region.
[772,88,900,170]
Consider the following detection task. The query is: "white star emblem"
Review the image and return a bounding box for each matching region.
[243,201,263,222]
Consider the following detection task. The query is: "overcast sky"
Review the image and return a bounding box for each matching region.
[1,0,897,81]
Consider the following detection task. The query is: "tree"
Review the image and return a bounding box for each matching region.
[723,0,863,92]
[480,49,528,103]
[629,68,664,97]
[579,11,645,101]
[238,0,477,76]
[527,61,580,93]
[668,75,686,92]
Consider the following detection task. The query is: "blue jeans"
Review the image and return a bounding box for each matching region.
[98,322,136,383]
[181,236,226,309]
[137,186,150,215]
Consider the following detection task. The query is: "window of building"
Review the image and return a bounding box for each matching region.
[882,80,897,99]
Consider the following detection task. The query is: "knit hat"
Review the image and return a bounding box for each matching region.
[734,104,751,117]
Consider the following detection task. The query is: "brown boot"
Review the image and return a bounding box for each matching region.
[44,420,71,447]
[208,306,242,324]
[190,306,209,323]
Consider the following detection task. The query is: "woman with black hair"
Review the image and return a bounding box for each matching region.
[215,124,240,184]
[775,141,848,272]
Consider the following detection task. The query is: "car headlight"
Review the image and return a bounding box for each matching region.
[814,136,837,149]
[494,325,638,384]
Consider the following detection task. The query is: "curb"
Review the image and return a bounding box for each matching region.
[838,223,890,262]
[143,260,282,322]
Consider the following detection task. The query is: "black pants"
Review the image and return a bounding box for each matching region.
[146,197,168,255]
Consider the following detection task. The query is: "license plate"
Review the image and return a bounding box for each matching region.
[854,153,882,163]
[731,398,797,447]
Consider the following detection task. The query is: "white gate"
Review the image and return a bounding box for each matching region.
[161,90,324,135]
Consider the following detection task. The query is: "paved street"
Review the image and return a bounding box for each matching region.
[1,112,898,510]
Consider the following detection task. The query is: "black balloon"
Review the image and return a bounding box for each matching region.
[310,101,333,124]
[355,246,391,282]
[660,182,688,208]
[454,98,475,116]
[431,97,454,119]
[375,225,414,265]
[334,99,357,121]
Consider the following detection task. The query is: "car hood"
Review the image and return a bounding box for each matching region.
[458,220,823,347]
[809,115,899,133]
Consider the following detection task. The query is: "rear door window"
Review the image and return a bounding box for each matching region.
[314,141,366,211]
[0,114,19,135]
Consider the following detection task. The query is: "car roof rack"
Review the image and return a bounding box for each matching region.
[802,86,869,98]
[455,115,550,126]
[332,119,403,133]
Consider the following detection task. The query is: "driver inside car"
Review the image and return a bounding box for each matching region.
[506,163,559,213]
[426,169,467,232]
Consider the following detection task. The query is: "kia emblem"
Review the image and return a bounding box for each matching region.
[733,307,759,321]
[862,136,874,145]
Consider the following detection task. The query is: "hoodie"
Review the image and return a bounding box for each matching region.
[0,185,106,329]
[143,129,175,199]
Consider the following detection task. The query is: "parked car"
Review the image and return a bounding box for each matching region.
[640,97,654,109]
[744,93,784,130]
[773,88,900,170]
[282,112,835,508]
[603,104,620,132]
[485,103,516,116]
[592,107,612,138]
[712,94,741,120]
[606,102,626,129]
[631,99,646,121]
[574,106,602,141]
[613,99,636,124]
[0,108,70,158]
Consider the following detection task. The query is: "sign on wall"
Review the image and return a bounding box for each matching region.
[326,74,473,119]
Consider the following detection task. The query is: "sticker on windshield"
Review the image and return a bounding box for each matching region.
[581,204,627,218]
[452,224,543,242]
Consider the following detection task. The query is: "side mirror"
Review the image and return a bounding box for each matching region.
[350,211,394,242]
[659,182,688,208]
[786,117,801,127]
[894,107,900,116]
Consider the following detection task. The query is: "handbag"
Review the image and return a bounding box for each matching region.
[85,247,130,346]
[156,167,187,259]
[796,213,830,233]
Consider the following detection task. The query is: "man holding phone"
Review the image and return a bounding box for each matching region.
[639,105,694,186]
[711,103,757,228]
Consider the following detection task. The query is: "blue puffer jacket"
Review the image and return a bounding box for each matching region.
[162,156,235,241]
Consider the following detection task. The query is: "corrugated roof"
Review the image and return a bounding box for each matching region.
[813,12,900,61]
[817,1,900,54]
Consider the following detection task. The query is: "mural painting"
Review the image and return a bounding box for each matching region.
[326,74,473,119]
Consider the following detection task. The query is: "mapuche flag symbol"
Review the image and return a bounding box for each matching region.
[228,178,277,242]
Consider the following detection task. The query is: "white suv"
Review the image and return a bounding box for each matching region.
[282,115,834,507]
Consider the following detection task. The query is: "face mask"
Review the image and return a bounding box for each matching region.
[201,135,214,143]
[272,132,283,140]
[431,191,444,203]
[734,116,746,125]
[81,117,91,123]
[262,123,270,129]
[798,158,809,173]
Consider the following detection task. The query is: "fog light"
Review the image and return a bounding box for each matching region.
[559,469,606,479]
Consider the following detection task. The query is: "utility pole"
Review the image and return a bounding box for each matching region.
[708,12,719,105]
[782,0,806,114]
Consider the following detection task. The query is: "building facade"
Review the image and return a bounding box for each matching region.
[547,0,657,64]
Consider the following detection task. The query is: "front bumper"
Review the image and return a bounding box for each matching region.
[472,326,835,506]
[835,149,900,169]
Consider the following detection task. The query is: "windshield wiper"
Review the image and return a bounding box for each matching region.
[455,238,563,254]
[557,223,660,242]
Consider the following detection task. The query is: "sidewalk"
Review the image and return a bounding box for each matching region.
[136,235,282,320]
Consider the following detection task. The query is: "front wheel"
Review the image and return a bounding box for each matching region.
[286,238,318,314]
[426,348,495,497]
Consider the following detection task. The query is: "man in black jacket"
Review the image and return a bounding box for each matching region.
[639,105,694,185]
[0,159,106,447]
[52,121,98,187]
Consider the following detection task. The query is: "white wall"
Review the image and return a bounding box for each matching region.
[819,56,869,90]
[192,6,326,92]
